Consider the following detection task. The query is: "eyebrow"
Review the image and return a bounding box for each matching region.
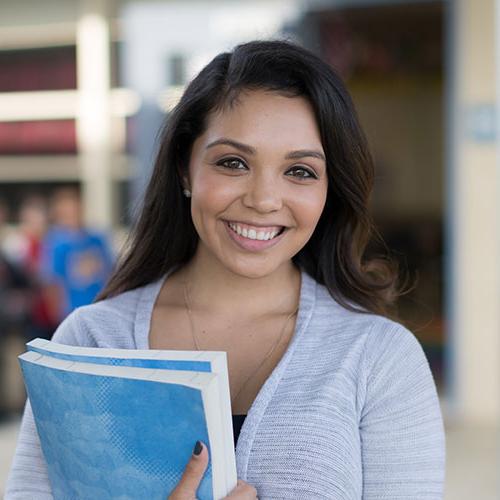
[206,138,326,162]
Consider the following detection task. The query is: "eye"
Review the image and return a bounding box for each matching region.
[286,166,318,179]
[216,157,247,170]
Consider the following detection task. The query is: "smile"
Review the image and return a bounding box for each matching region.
[226,221,285,241]
[223,220,287,252]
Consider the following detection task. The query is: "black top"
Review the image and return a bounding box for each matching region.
[232,414,247,447]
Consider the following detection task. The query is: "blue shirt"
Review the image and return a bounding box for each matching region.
[40,226,114,316]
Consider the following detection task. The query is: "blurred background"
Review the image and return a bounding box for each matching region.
[0,0,498,498]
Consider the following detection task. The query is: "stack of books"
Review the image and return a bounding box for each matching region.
[19,338,237,500]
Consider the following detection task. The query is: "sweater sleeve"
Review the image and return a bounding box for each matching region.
[359,321,446,499]
[5,309,95,499]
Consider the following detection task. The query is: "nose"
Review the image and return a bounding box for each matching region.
[242,173,283,213]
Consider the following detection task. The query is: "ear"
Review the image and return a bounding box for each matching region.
[177,168,191,191]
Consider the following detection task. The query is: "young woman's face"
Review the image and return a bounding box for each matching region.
[186,89,328,279]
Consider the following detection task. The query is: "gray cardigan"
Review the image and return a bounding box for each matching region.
[6,268,446,499]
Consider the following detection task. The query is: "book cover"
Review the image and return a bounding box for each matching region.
[19,342,237,500]
[26,337,237,494]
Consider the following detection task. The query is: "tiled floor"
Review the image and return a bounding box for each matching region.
[1,410,498,498]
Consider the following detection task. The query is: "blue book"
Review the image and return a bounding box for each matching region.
[19,339,238,500]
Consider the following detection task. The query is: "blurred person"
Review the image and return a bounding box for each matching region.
[7,41,445,499]
[0,208,32,421]
[0,197,15,247]
[0,252,32,420]
[3,195,59,341]
[39,187,114,324]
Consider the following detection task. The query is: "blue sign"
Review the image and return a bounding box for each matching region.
[465,104,496,142]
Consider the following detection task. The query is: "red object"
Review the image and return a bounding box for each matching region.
[0,120,77,154]
[0,46,76,92]
[24,234,59,328]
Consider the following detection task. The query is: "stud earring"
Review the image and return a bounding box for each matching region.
[183,189,192,198]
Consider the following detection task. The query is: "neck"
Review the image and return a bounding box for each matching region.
[178,247,301,318]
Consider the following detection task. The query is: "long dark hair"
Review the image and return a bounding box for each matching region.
[97,40,409,318]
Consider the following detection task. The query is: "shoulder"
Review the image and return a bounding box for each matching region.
[85,229,110,244]
[71,229,110,249]
[311,280,428,374]
[50,283,150,349]
[310,281,398,338]
[42,227,65,245]
[312,282,438,408]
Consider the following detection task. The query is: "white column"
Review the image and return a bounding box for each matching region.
[449,0,500,425]
[76,0,114,230]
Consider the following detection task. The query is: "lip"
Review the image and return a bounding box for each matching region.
[223,220,287,252]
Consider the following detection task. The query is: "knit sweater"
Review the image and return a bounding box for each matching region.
[5,268,446,499]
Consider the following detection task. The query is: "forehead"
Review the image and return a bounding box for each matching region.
[201,90,323,148]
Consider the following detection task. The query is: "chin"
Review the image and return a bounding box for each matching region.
[223,257,289,280]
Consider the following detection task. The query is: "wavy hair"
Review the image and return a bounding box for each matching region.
[97,40,409,318]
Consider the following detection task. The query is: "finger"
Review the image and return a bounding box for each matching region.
[223,479,258,499]
[169,441,209,499]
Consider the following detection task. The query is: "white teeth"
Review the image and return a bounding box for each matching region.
[227,222,283,241]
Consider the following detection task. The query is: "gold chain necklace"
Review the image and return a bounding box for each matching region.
[182,281,299,411]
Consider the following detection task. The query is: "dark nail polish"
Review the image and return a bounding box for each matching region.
[193,440,203,456]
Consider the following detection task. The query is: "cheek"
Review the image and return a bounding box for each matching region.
[194,176,235,204]
[291,188,327,231]
[191,172,239,218]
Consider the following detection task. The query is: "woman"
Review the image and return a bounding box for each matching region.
[6,40,445,499]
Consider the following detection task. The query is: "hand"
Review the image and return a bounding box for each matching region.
[168,441,258,499]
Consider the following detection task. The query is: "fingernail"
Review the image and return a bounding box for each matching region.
[193,440,203,456]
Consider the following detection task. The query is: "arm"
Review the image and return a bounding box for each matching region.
[359,322,446,499]
[4,309,91,499]
[4,399,53,499]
